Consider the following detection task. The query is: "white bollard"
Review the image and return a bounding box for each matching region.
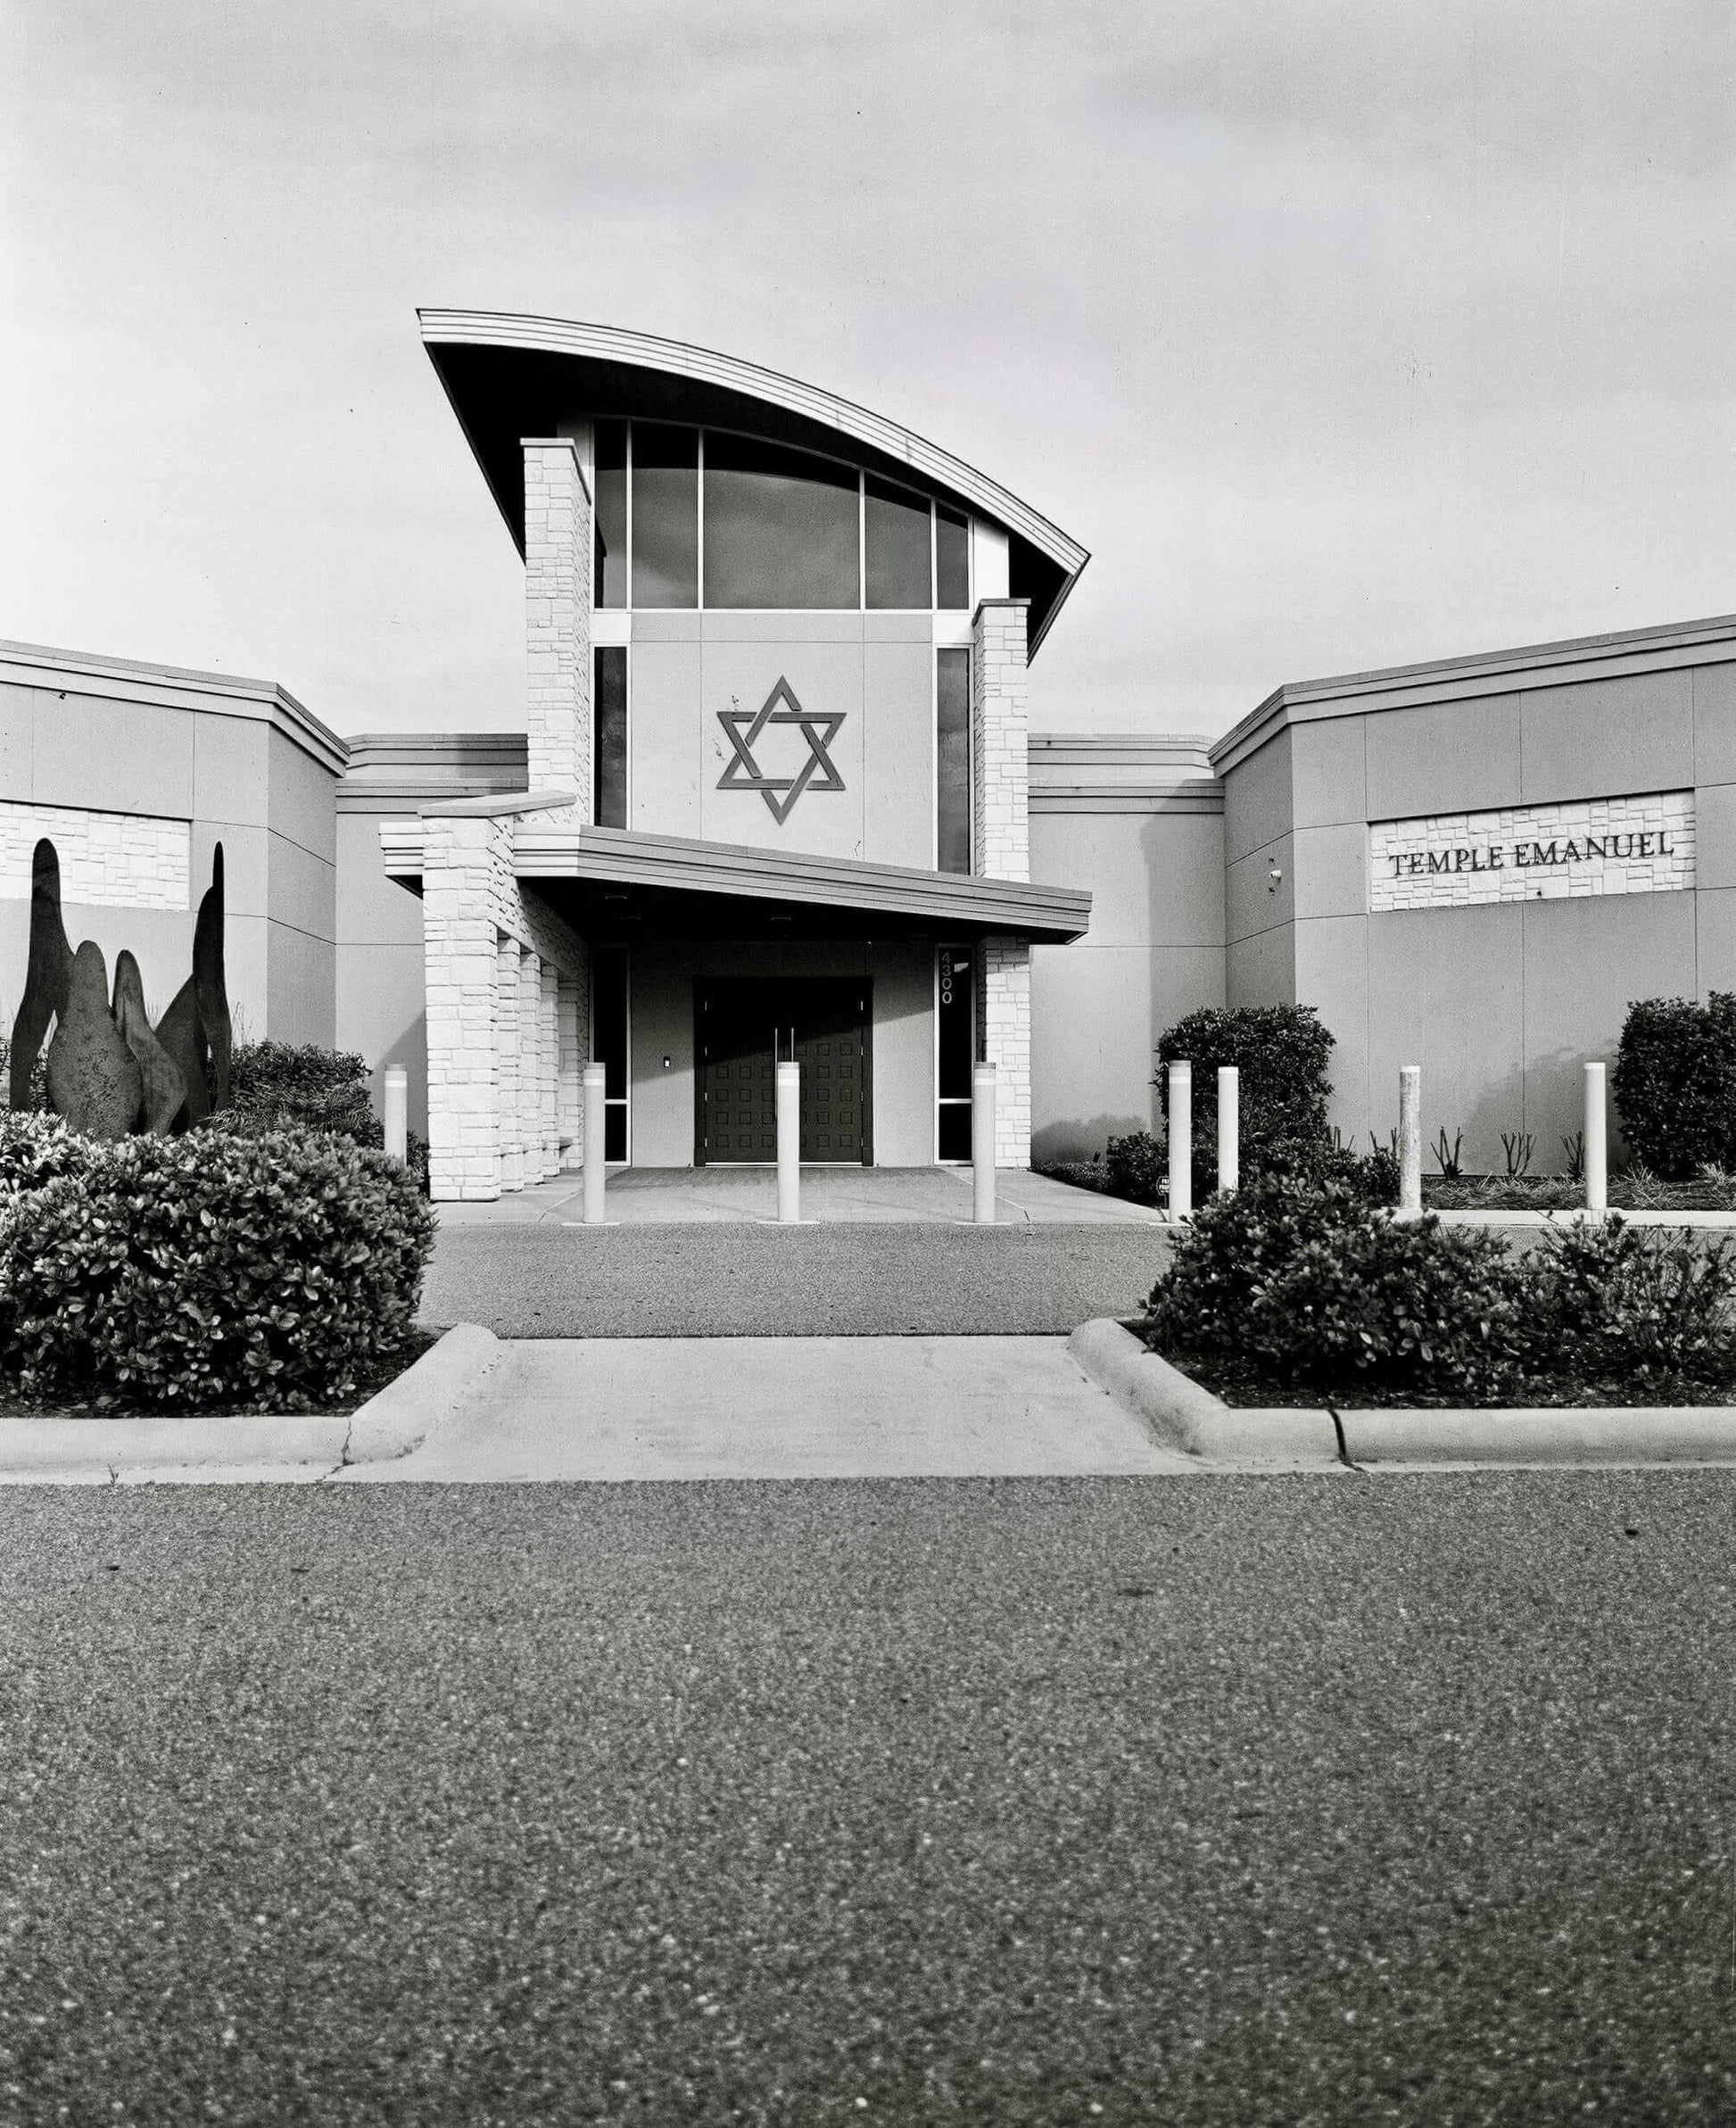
[1398,1065,1422,1215]
[1584,1060,1608,1221]
[971,1062,997,1224]
[1168,1059,1192,1221]
[583,1061,608,1226]
[383,1064,408,1166]
[1216,1065,1239,1196]
[777,1060,801,1223]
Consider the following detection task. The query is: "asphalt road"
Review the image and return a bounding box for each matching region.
[2,1473,1733,2126]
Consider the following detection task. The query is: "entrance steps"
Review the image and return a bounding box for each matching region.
[420,1221,1177,1337]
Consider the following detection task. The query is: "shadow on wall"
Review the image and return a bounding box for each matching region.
[1352,1049,1625,1178]
[1032,1112,1151,1166]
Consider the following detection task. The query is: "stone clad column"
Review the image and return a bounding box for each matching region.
[539,962,560,1180]
[971,598,1030,883]
[497,938,524,1193]
[421,814,511,1203]
[971,600,1032,1167]
[981,935,1031,1168]
[517,948,545,1183]
[522,437,593,816]
[558,964,587,1170]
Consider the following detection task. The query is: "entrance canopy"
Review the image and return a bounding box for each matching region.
[382,813,1090,944]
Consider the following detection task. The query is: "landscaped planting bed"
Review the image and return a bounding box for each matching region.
[0,1109,435,1415]
[1423,1170,1736,1213]
[1144,1176,1736,1409]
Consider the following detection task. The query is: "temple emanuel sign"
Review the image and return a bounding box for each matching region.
[1369,791,1695,912]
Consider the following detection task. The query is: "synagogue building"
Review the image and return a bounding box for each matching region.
[5,312,1735,1193]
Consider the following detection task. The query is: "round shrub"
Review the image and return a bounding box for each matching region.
[1155,1005,1336,1198]
[1525,1218,1736,1394]
[1104,1130,1166,1206]
[0,1108,91,1200]
[0,1127,435,1412]
[225,1039,384,1146]
[1612,994,1736,1180]
[1146,1177,1525,1403]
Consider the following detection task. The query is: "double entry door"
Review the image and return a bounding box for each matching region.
[696,979,872,1164]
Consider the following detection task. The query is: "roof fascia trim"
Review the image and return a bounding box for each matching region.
[384,815,1091,940]
[417,308,1088,583]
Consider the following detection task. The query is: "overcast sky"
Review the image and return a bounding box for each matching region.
[3,1,1732,740]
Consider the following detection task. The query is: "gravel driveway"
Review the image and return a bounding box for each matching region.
[3,1473,1732,2125]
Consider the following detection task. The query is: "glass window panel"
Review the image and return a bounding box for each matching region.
[938,948,976,1100]
[938,1103,972,1163]
[864,473,932,609]
[936,648,972,875]
[604,1104,628,1163]
[594,419,627,609]
[936,503,970,610]
[631,423,699,608]
[703,433,859,609]
[593,946,629,1103]
[593,646,628,829]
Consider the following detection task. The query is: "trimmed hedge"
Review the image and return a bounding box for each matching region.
[0,1109,86,1199]
[1613,994,1736,1180]
[1155,1005,1336,1198]
[0,1123,435,1412]
[1146,1178,1522,1402]
[1146,1176,1736,1403]
[215,1039,429,1192]
[227,1039,384,1144]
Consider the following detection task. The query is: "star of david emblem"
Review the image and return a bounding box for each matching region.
[715,677,847,824]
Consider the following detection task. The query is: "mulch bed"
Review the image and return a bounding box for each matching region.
[0,1329,440,1421]
[1171,1349,1736,1410]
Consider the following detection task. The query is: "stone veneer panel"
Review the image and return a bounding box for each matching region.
[1371,790,1694,912]
[1,801,189,910]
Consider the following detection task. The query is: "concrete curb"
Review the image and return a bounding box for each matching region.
[0,1325,501,1485]
[1066,1321,1343,1470]
[1339,1405,1736,1467]
[1067,1320,1736,1469]
[343,1323,501,1465]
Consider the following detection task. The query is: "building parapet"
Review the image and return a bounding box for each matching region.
[0,637,349,777]
[1210,611,1736,776]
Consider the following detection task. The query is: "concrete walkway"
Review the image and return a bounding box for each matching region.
[434,1163,1165,1227]
[339,1336,1196,1481]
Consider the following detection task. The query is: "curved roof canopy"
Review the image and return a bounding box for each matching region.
[419,310,1088,654]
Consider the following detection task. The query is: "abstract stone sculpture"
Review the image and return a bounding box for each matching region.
[112,950,186,1134]
[45,942,143,1142]
[8,839,74,1110]
[5,836,232,1136]
[153,845,229,1126]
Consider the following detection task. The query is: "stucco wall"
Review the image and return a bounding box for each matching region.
[1213,620,1736,1172]
[0,643,343,1051]
[1028,738,1227,1162]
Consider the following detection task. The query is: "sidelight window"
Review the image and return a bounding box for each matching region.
[593,646,628,828]
[936,948,976,1162]
[592,945,630,1163]
[936,648,972,874]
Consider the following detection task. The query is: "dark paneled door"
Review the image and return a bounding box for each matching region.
[697,980,872,1163]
